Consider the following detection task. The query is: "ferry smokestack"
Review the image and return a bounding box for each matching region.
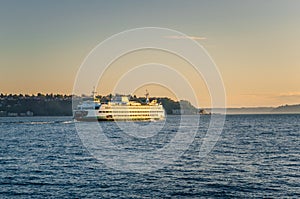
[145,90,149,104]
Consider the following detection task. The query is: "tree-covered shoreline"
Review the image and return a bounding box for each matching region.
[0,93,198,117]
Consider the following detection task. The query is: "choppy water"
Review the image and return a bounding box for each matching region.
[0,114,299,198]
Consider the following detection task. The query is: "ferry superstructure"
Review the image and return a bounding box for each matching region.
[73,92,165,121]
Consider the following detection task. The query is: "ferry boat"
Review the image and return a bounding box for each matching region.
[73,91,165,121]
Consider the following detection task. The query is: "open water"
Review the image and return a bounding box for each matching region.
[0,114,299,198]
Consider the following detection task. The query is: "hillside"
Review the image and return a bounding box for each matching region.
[272,104,300,113]
[0,94,198,116]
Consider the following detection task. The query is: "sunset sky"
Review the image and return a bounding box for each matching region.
[1,0,300,107]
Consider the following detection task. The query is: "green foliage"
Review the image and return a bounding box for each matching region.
[157,98,180,114]
[0,94,72,116]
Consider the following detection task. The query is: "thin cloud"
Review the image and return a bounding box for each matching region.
[277,92,300,100]
[279,92,300,97]
[241,92,300,99]
[165,35,207,40]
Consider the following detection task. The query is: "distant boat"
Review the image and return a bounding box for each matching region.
[73,91,165,121]
[199,109,211,115]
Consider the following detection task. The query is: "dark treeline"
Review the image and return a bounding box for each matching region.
[0,93,72,116]
[0,93,198,116]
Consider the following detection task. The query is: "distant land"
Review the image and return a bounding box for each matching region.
[0,93,299,117]
[208,104,300,115]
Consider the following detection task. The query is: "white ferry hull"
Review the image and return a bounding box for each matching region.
[74,104,165,121]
